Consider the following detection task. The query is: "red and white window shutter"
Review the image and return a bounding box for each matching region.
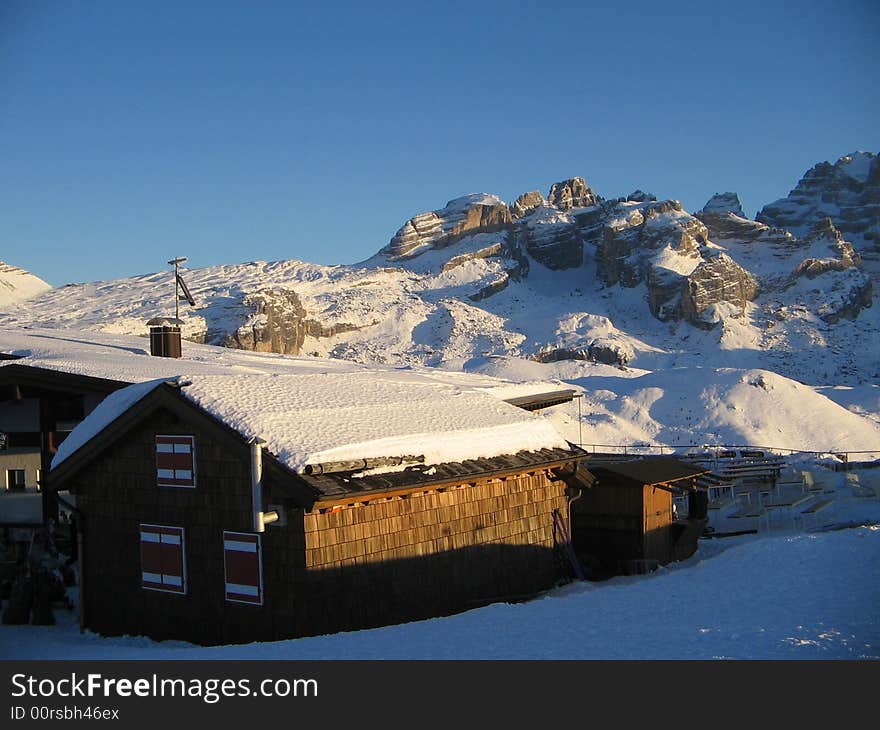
[140,524,187,594]
[223,531,263,605]
[155,435,196,488]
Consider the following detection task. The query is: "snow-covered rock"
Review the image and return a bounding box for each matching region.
[384,194,513,258]
[700,192,746,218]
[0,261,51,308]
[757,151,880,267]
[547,176,598,211]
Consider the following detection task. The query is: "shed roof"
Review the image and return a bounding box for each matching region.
[589,457,709,487]
[302,446,586,501]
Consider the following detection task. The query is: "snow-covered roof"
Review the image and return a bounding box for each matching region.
[0,327,567,400]
[4,327,571,474]
[52,372,570,475]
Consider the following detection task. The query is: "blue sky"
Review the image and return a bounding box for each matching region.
[2,0,878,286]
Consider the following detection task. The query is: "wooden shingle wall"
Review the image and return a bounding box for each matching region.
[296,470,569,633]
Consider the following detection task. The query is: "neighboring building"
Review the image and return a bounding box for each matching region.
[2,448,41,491]
[49,374,591,645]
[570,457,709,576]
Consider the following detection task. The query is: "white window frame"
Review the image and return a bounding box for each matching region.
[222,531,263,606]
[155,435,197,489]
[140,523,188,595]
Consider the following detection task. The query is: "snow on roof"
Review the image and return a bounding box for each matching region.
[13,328,572,474]
[52,372,570,474]
[51,377,170,468]
[0,327,566,400]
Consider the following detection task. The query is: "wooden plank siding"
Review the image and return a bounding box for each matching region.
[298,471,568,635]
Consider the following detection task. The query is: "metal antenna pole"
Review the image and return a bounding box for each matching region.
[168,256,188,320]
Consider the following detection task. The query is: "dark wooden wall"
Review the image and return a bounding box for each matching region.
[571,479,675,574]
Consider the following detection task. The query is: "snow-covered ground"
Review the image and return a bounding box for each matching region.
[3,513,878,660]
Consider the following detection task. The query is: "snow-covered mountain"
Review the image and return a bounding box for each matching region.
[0,261,51,308]
[0,154,877,406]
[757,151,879,270]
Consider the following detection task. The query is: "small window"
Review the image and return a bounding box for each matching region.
[155,435,196,488]
[140,524,187,594]
[6,469,26,491]
[223,531,263,605]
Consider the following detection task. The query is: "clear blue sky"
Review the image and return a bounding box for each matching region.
[2,0,878,286]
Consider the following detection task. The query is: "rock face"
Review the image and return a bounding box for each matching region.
[626,190,656,203]
[385,194,513,258]
[510,191,546,218]
[226,288,362,355]
[547,177,598,210]
[700,192,746,218]
[791,218,861,278]
[594,199,758,326]
[521,207,582,270]
[679,251,759,327]
[757,152,880,259]
[697,207,795,248]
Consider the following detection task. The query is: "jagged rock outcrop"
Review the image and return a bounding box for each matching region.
[226,288,361,354]
[441,243,505,273]
[595,199,758,326]
[792,218,861,278]
[547,177,598,211]
[757,152,880,257]
[532,337,634,367]
[700,192,745,218]
[521,207,582,270]
[385,194,512,258]
[597,200,705,287]
[697,207,796,248]
[510,191,546,218]
[626,190,656,203]
[679,251,758,327]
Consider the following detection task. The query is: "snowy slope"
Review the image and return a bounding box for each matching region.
[4,521,879,659]
[0,261,51,308]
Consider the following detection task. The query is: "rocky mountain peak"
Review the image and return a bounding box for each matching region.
[547,177,597,211]
[384,193,512,259]
[510,190,546,219]
[700,192,745,218]
[756,151,880,260]
[626,190,656,203]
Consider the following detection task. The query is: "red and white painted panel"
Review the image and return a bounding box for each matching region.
[140,524,187,594]
[223,531,263,605]
[155,435,197,488]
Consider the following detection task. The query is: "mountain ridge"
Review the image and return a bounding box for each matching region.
[2,152,877,391]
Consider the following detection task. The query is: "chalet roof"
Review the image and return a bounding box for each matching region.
[52,373,572,477]
[589,457,709,487]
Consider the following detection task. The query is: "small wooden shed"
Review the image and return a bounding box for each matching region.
[570,457,709,576]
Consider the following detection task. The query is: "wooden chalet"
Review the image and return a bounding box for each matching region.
[49,378,592,645]
[571,457,709,576]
